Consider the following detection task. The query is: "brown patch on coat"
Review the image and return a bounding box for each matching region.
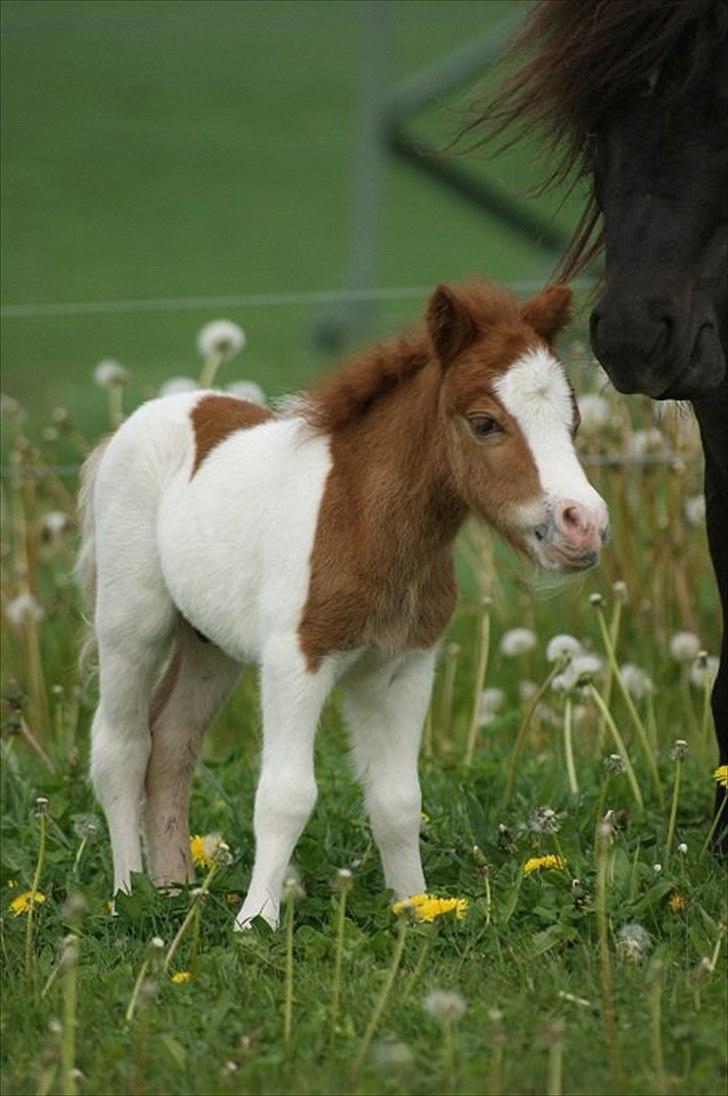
[190,394,273,477]
[298,280,576,672]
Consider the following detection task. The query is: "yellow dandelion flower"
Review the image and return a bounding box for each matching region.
[189,832,226,869]
[523,854,567,877]
[393,892,468,922]
[9,890,46,916]
[667,890,688,914]
[714,765,728,788]
[171,970,192,984]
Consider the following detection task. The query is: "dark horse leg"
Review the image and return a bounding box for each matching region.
[693,386,728,852]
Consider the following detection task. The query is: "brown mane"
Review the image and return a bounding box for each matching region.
[463,0,727,279]
[301,281,523,434]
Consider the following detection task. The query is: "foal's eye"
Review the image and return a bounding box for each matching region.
[469,416,501,440]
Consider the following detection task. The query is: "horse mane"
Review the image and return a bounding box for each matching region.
[301,281,522,434]
[463,0,728,279]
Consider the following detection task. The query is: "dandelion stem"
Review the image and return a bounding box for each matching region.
[488,1026,505,1096]
[125,957,150,1025]
[588,686,644,815]
[199,351,225,389]
[699,679,712,751]
[664,757,683,862]
[438,644,460,753]
[61,935,79,1096]
[72,837,88,879]
[648,959,667,1096]
[107,384,124,429]
[442,1017,456,1095]
[597,597,623,749]
[547,1021,564,1096]
[403,934,433,1001]
[464,601,491,767]
[595,823,623,1091]
[504,665,560,805]
[330,885,348,1037]
[284,886,295,1042]
[163,861,219,973]
[25,811,47,975]
[563,697,579,796]
[699,792,727,861]
[351,916,408,1081]
[594,604,663,804]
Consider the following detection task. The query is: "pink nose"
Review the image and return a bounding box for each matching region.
[554,500,604,554]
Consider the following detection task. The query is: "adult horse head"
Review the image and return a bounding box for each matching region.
[467,0,728,846]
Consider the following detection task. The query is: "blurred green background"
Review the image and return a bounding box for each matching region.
[1,0,585,438]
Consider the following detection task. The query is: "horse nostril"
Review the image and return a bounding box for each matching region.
[562,504,585,532]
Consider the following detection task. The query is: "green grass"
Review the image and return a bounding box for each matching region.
[1,0,583,438]
[1,3,726,1094]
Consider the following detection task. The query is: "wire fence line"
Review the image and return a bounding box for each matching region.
[0,453,701,481]
[0,279,595,321]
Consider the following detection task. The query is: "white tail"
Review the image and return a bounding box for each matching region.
[75,437,111,671]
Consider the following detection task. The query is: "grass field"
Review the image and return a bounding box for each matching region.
[1,3,727,1095]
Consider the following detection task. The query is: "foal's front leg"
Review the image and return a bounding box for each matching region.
[235,636,335,929]
[341,649,437,899]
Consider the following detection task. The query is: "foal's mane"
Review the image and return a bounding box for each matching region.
[464,0,727,279]
[301,281,521,435]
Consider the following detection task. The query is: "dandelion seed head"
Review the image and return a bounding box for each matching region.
[159,376,198,397]
[546,634,583,663]
[616,922,652,963]
[604,753,626,775]
[72,814,101,840]
[151,936,165,950]
[35,796,49,816]
[619,663,654,700]
[669,632,701,663]
[589,592,603,607]
[670,739,689,762]
[628,427,668,458]
[528,806,562,834]
[478,687,505,725]
[5,592,44,625]
[423,989,467,1023]
[684,494,706,526]
[612,580,628,601]
[372,1038,414,1073]
[677,842,688,855]
[197,320,245,361]
[519,679,538,703]
[500,627,537,657]
[93,359,129,387]
[42,511,68,537]
[282,873,305,902]
[690,654,719,689]
[577,393,611,435]
[227,380,266,405]
[653,863,663,874]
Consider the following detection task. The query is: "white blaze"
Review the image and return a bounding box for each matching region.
[494,347,605,513]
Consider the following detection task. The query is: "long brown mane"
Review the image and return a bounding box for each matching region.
[465,0,727,279]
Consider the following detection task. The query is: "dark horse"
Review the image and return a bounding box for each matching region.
[470,0,727,841]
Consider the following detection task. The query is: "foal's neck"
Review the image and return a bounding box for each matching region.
[328,360,465,572]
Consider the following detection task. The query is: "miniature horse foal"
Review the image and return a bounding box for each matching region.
[78,281,609,927]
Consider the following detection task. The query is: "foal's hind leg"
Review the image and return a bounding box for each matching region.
[144,621,242,884]
[91,595,176,895]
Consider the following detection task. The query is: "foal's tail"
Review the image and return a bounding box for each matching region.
[75,436,112,674]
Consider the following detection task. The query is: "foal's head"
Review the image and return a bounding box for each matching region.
[428,282,609,571]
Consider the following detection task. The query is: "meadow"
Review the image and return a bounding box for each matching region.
[1,2,727,1094]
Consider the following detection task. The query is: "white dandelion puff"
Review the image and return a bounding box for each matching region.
[159,377,198,397]
[478,687,505,726]
[197,320,245,361]
[627,427,668,459]
[616,923,652,963]
[518,679,539,703]
[669,632,701,663]
[423,989,467,1023]
[619,663,654,700]
[500,628,537,658]
[42,511,68,537]
[546,634,583,663]
[684,495,706,526]
[226,380,266,405]
[6,592,44,625]
[689,654,719,689]
[93,359,129,387]
[577,393,611,435]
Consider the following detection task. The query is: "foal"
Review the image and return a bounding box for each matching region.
[78,280,609,927]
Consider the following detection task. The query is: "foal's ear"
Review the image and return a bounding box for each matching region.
[521,285,573,343]
[426,285,478,366]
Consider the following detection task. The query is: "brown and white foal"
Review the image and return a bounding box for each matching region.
[78,280,608,927]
